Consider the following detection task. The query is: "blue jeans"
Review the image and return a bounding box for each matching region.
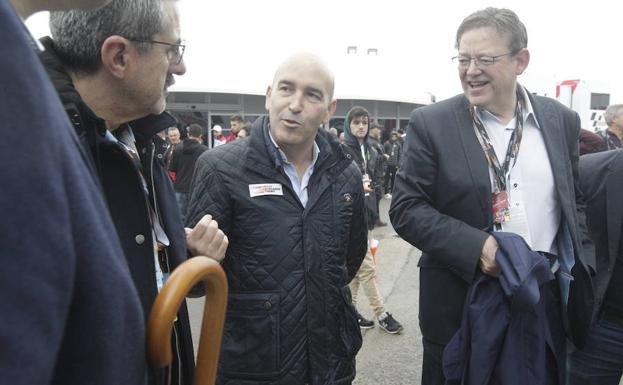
[568,318,623,385]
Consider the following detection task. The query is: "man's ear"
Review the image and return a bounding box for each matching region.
[324,99,337,123]
[100,36,132,79]
[515,48,530,76]
[265,85,272,111]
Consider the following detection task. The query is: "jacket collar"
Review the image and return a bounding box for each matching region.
[247,116,344,176]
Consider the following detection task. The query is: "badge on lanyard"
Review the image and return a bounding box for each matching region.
[492,190,511,224]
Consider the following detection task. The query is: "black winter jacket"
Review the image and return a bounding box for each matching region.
[169,138,208,192]
[186,116,367,385]
[39,37,195,385]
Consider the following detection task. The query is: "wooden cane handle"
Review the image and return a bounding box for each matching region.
[147,256,228,385]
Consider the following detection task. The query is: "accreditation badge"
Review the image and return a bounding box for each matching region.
[492,190,511,224]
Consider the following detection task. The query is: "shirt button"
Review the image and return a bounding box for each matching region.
[513,183,518,188]
[264,301,272,310]
[135,234,145,245]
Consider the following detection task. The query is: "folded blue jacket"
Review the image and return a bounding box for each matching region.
[443,232,555,385]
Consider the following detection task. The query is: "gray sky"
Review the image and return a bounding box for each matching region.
[26,0,622,103]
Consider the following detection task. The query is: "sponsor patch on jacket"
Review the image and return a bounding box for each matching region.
[249,183,283,197]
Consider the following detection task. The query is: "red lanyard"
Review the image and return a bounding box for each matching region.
[471,91,524,192]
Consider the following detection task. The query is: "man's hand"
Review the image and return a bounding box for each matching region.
[363,182,374,193]
[185,215,228,262]
[479,235,500,277]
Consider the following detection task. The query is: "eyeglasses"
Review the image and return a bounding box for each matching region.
[127,38,186,64]
[451,51,517,69]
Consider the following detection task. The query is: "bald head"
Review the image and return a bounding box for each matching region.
[271,53,335,101]
[265,52,337,155]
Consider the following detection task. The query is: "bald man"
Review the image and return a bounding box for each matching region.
[186,53,368,385]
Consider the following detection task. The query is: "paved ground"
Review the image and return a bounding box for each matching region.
[186,196,424,384]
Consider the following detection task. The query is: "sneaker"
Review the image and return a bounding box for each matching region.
[356,310,374,329]
[378,312,403,334]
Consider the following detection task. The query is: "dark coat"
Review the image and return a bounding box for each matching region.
[579,149,623,319]
[383,140,402,167]
[443,232,555,385]
[186,116,368,385]
[389,93,595,348]
[39,38,194,385]
[169,138,209,193]
[1,5,146,385]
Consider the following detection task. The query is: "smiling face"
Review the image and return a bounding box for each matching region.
[458,27,529,119]
[265,54,336,152]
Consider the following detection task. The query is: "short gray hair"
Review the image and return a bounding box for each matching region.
[50,0,172,74]
[605,104,623,126]
[455,7,528,53]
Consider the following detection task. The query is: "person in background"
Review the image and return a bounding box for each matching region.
[224,114,243,142]
[597,104,623,151]
[165,126,182,165]
[568,149,623,384]
[579,128,606,155]
[236,126,249,139]
[169,123,208,222]
[383,131,402,198]
[341,106,404,335]
[368,121,388,223]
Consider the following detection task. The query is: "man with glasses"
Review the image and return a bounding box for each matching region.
[3,0,149,383]
[390,7,594,384]
[39,1,229,385]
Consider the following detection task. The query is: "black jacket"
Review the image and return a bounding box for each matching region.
[2,6,146,384]
[39,37,194,385]
[186,116,367,385]
[169,138,208,193]
[579,149,623,320]
[390,93,594,348]
[383,140,401,167]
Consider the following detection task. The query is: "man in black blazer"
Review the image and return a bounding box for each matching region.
[569,149,623,385]
[389,7,594,385]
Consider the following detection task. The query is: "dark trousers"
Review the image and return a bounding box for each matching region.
[421,280,565,385]
[384,165,398,194]
[175,192,189,224]
[568,317,623,385]
[422,338,446,385]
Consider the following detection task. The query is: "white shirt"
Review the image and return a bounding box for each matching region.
[474,86,561,254]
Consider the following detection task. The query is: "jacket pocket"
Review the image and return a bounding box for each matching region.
[337,286,363,358]
[219,291,280,379]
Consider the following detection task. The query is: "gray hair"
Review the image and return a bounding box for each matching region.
[455,7,528,53]
[50,0,172,74]
[605,104,623,126]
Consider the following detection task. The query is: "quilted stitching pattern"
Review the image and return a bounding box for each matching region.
[187,119,367,385]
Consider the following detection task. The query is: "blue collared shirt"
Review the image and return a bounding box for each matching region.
[268,130,320,208]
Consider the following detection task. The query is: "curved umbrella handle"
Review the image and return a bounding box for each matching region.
[147,256,228,385]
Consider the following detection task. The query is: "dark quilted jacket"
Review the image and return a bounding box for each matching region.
[186,116,367,385]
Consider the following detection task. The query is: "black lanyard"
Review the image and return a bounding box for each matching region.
[472,91,524,192]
